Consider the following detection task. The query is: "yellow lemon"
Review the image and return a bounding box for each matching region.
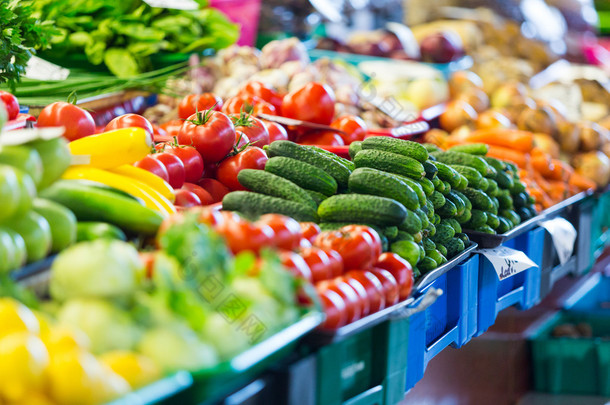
[0,333,49,403]
[32,311,52,340]
[6,391,54,405]
[100,351,161,389]
[0,298,39,338]
[47,350,106,405]
[44,325,90,357]
[97,366,130,403]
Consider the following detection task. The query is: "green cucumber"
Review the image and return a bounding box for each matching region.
[349,141,363,160]
[354,149,426,180]
[223,191,318,222]
[399,209,423,234]
[436,199,457,217]
[361,137,429,162]
[348,167,419,210]
[423,161,438,179]
[430,151,493,176]
[449,143,489,155]
[265,156,337,196]
[76,222,126,242]
[318,194,407,227]
[430,191,446,210]
[305,144,355,171]
[237,169,317,209]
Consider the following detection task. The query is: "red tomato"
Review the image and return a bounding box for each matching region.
[252,101,277,116]
[299,238,312,249]
[216,146,267,191]
[257,214,302,250]
[134,156,170,183]
[202,162,218,179]
[281,83,335,125]
[160,119,184,138]
[331,115,368,144]
[230,114,270,147]
[375,253,413,301]
[165,146,204,183]
[235,131,250,148]
[0,91,19,120]
[344,270,386,313]
[216,220,275,254]
[369,268,399,307]
[300,222,321,243]
[278,250,312,281]
[300,247,332,283]
[299,131,345,146]
[341,275,371,317]
[196,178,229,203]
[196,206,225,227]
[222,95,258,115]
[324,249,344,278]
[104,114,154,137]
[343,225,383,258]
[240,81,283,111]
[313,226,380,271]
[261,120,289,142]
[317,279,361,324]
[153,153,185,189]
[319,289,348,329]
[182,183,214,205]
[37,102,96,141]
[173,189,202,208]
[177,93,223,119]
[178,111,235,163]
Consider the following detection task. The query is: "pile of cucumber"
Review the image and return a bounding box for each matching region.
[222,138,538,278]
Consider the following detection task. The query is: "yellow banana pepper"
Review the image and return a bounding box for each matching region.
[109,165,175,203]
[69,127,152,169]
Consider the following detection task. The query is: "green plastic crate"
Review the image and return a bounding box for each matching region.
[590,190,610,265]
[106,372,193,405]
[530,311,610,396]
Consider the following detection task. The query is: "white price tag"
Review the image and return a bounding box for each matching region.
[475,246,538,281]
[143,0,198,9]
[540,217,577,265]
[0,127,65,146]
[24,56,70,81]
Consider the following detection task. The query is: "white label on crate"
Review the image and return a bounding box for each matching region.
[142,0,198,10]
[475,246,538,281]
[540,217,577,265]
[24,56,70,81]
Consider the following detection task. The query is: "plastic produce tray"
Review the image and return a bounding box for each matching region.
[106,372,193,405]
[563,272,610,316]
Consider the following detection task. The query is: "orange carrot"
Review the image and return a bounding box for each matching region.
[569,172,596,191]
[487,145,529,168]
[462,129,534,152]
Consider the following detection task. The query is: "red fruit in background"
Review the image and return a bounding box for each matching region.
[134,156,170,183]
[300,247,332,283]
[281,82,335,125]
[216,220,275,254]
[375,253,413,300]
[37,102,96,141]
[0,91,19,120]
[257,214,302,251]
[240,81,283,111]
[159,119,184,138]
[318,289,348,329]
[165,146,204,183]
[201,161,218,179]
[153,153,185,189]
[299,131,344,146]
[105,114,154,137]
[196,178,229,203]
[252,101,277,116]
[216,146,267,191]
[324,249,344,278]
[299,238,312,249]
[279,250,312,282]
[300,222,321,243]
[261,120,289,142]
[331,115,368,144]
[369,268,399,307]
[173,189,202,208]
[419,31,464,63]
[182,183,214,205]
[344,270,386,313]
[317,279,361,324]
[230,113,270,147]
[314,225,381,271]
[178,93,223,119]
[178,110,235,163]
[341,275,371,316]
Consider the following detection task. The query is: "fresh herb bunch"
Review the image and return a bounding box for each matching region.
[28,0,239,78]
[0,0,55,89]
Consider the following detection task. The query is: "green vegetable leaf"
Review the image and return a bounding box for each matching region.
[104,47,140,77]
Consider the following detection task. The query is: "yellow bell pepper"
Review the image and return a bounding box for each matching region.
[69,127,152,169]
[109,165,175,203]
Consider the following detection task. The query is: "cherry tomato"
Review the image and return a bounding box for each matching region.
[216,146,268,191]
[230,113,270,147]
[104,114,154,137]
[160,119,184,138]
[370,268,399,307]
[281,82,335,125]
[216,220,275,254]
[240,81,283,111]
[173,189,202,208]
[341,275,371,316]
[313,225,381,271]
[37,102,96,141]
[178,110,235,163]
[300,247,332,283]
[324,249,344,278]
[235,131,250,148]
[134,156,170,183]
[257,214,302,250]
[153,152,185,189]
[344,270,386,313]
[319,289,348,329]
[300,222,321,243]
[278,250,312,281]
[182,183,214,205]
[196,178,229,203]
[178,93,223,119]
[299,131,345,146]
[0,91,19,120]
[331,115,368,144]
[261,120,289,142]
[165,145,204,183]
[317,279,361,324]
[375,253,413,300]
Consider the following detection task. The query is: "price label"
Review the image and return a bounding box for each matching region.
[475,246,538,281]
[24,56,70,81]
[0,127,65,146]
[143,0,198,9]
[540,217,577,265]
[390,121,429,137]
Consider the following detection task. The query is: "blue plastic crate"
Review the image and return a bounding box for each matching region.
[563,272,610,316]
[404,254,479,391]
[475,227,544,337]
